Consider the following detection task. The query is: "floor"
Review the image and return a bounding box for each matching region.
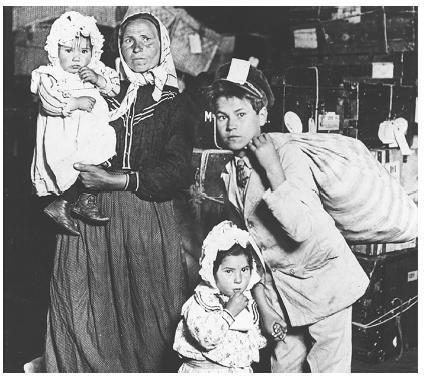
[352,348,418,373]
[3,290,418,372]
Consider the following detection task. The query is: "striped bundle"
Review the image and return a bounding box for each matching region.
[272,132,417,244]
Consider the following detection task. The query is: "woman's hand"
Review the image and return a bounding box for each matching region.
[225,291,249,318]
[73,163,127,191]
[247,133,285,190]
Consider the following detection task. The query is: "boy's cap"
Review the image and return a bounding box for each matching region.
[214,58,275,109]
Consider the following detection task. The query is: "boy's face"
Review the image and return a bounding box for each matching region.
[215,96,266,153]
[214,254,252,297]
[58,36,92,73]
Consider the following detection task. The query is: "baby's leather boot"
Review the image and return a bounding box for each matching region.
[72,193,109,223]
[44,198,80,236]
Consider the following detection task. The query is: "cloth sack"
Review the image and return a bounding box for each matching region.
[270,132,417,243]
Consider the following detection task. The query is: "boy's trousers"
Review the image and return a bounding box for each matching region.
[271,306,352,373]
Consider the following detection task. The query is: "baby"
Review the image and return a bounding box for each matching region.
[30,11,120,235]
[173,221,286,372]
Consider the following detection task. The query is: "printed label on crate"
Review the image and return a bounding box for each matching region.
[204,111,214,123]
[318,112,340,131]
[393,118,412,156]
[415,97,418,123]
[293,28,318,49]
[226,58,251,84]
[372,62,394,79]
[386,238,417,253]
[332,6,361,23]
[407,270,418,282]
[189,34,202,54]
[384,161,400,181]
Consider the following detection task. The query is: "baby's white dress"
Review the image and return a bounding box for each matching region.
[30,61,119,196]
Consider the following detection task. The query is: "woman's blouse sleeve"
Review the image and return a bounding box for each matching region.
[30,70,73,116]
[127,95,194,201]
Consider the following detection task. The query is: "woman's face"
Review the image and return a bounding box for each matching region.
[121,18,160,73]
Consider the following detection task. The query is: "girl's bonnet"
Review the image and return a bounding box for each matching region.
[199,220,265,293]
[44,11,104,67]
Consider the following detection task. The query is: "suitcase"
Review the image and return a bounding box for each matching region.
[278,66,356,133]
[189,149,233,233]
[352,248,418,361]
[176,149,234,290]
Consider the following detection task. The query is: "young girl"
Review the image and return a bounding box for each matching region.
[173,221,286,373]
[30,11,120,235]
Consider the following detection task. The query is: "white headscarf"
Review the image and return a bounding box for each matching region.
[109,10,178,122]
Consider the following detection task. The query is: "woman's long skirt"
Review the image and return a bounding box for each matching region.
[45,191,188,372]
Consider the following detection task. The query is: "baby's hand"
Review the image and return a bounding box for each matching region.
[225,291,248,317]
[79,67,99,85]
[76,96,96,112]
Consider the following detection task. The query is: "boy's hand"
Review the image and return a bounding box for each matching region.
[76,96,96,112]
[259,306,287,342]
[272,321,288,342]
[248,133,285,190]
[79,67,99,85]
[225,291,249,317]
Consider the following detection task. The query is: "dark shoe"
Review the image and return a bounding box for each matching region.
[44,199,80,236]
[71,193,109,223]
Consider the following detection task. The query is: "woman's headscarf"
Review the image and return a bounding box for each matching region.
[109,9,178,121]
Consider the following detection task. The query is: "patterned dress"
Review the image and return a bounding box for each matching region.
[173,283,267,373]
[44,83,193,372]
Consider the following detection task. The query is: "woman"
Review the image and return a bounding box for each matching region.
[44,10,193,372]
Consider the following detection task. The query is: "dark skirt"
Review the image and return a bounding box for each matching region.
[45,191,188,372]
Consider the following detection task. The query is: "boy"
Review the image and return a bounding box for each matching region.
[208,58,369,372]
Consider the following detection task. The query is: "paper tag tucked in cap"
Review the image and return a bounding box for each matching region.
[226,58,251,85]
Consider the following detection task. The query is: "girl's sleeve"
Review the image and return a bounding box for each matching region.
[127,94,194,201]
[250,301,267,349]
[95,62,120,97]
[31,70,73,117]
[249,326,267,350]
[183,295,235,351]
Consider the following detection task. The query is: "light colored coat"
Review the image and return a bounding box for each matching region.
[221,134,369,326]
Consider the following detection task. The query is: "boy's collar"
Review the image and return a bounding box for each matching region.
[233,149,252,169]
[234,154,252,169]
